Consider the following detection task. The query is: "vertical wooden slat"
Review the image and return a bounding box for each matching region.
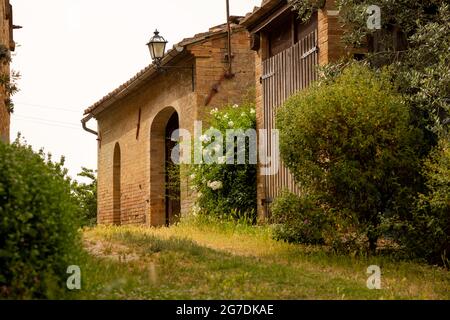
[302,35,306,90]
[269,57,272,203]
[306,34,310,88]
[261,29,318,214]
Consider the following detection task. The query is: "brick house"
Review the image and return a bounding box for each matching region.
[0,0,15,143]
[82,19,255,226]
[240,0,351,219]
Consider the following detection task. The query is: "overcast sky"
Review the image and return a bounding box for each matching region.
[10,0,261,181]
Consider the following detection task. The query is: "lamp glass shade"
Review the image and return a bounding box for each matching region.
[147,30,167,61]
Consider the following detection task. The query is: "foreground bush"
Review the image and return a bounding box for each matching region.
[0,139,80,298]
[271,191,370,254]
[189,103,257,223]
[277,64,424,253]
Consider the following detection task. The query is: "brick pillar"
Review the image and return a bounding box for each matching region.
[255,33,268,222]
[318,0,346,65]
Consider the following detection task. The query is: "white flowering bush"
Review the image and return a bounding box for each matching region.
[189,103,257,223]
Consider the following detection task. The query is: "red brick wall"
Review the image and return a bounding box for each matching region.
[191,28,256,118]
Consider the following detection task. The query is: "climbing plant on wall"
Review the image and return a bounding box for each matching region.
[0,44,19,113]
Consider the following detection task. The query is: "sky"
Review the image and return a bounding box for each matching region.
[10,0,261,181]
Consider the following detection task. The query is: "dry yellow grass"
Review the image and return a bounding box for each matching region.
[76,219,450,300]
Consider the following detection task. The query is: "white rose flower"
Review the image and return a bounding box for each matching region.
[210,108,219,115]
[228,121,234,127]
[223,114,229,119]
[241,112,246,117]
[192,204,201,216]
[205,149,214,157]
[250,108,256,114]
[232,104,239,109]
[207,181,223,191]
[190,173,196,180]
[199,134,210,143]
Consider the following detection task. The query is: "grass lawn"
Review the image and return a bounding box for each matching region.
[69,218,450,300]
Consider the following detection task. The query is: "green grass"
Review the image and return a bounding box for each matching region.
[68,217,450,300]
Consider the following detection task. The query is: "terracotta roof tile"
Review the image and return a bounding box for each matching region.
[240,0,284,28]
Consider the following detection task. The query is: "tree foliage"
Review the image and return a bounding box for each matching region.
[72,167,97,227]
[381,135,450,266]
[395,4,450,135]
[334,1,450,134]
[289,0,326,23]
[336,0,443,48]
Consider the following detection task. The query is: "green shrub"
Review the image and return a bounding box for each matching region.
[385,136,450,266]
[271,191,369,254]
[271,191,327,245]
[189,103,257,223]
[277,64,424,253]
[0,139,81,298]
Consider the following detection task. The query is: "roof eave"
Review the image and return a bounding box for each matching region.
[83,47,185,117]
[240,0,285,30]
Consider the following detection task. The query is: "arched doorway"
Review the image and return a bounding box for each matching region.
[113,142,121,225]
[150,107,181,226]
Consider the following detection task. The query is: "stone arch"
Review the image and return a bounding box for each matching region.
[149,106,181,226]
[113,142,121,225]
